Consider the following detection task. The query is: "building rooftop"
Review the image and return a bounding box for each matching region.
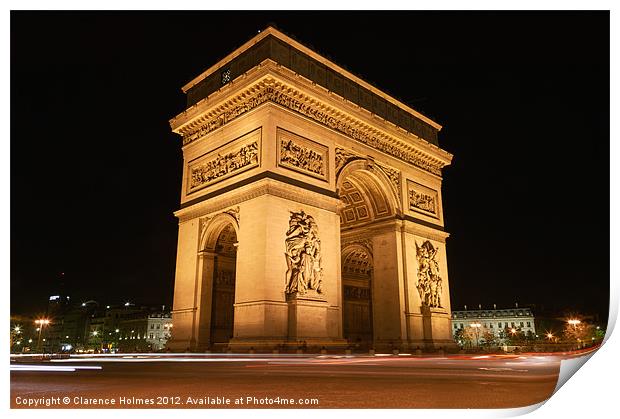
[181,26,442,146]
[451,308,535,319]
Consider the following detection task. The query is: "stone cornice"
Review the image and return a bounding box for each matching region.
[402,220,450,243]
[174,178,340,222]
[170,61,452,177]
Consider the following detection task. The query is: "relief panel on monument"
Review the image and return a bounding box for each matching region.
[276,127,328,182]
[187,128,261,194]
[406,179,440,219]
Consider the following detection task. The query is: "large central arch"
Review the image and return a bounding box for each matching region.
[337,159,402,350]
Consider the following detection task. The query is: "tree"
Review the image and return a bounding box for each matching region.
[481,329,497,348]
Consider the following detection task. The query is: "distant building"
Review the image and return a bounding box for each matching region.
[146,314,173,351]
[451,305,536,339]
[116,312,172,352]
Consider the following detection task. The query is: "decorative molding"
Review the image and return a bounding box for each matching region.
[223,206,240,224]
[415,240,443,309]
[198,206,241,247]
[407,179,439,219]
[187,129,261,194]
[375,161,401,196]
[176,74,449,177]
[175,178,340,223]
[335,147,363,175]
[277,128,328,181]
[341,238,373,254]
[284,210,324,296]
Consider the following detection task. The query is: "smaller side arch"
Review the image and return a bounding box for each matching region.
[199,212,240,253]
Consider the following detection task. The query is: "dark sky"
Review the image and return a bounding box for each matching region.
[10,11,610,321]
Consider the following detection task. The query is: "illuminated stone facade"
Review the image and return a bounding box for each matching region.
[168,27,454,352]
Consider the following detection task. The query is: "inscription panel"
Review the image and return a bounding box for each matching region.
[187,128,261,194]
[407,179,439,218]
[277,127,329,182]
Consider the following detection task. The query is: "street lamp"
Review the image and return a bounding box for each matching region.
[34,319,50,353]
[470,322,482,347]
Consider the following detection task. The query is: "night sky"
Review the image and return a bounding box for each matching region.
[10,11,610,321]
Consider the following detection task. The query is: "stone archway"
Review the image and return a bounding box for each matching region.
[341,243,373,348]
[209,224,237,345]
[195,212,239,350]
[337,159,402,351]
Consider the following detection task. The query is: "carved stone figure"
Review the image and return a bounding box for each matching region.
[189,141,259,190]
[415,240,443,308]
[280,139,325,176]
[284,210,324,296]
[409,189,436,214]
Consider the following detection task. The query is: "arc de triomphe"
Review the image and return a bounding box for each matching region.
[167,27,454,352]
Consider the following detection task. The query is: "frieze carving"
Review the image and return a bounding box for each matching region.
[277,128,328,181]
[376,163,401,194]
[409,190,436,214]
[179,79,446,176]
[343,285,371,301]
[188,130,260,194]
[415,240,443,308]
[284,210,324,296]
[335,147,363,174]
[223,206,240,223]
[407,180,439,218]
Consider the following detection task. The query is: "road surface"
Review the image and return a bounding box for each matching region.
[11,352,568,408]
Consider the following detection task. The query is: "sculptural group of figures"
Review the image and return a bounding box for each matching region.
[280,139,324,176]
[284,210,324,295]
[190,142,259,188]
[415,240,443,308]
[409,190,436,214]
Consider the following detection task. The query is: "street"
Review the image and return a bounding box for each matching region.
[11,352,566,409]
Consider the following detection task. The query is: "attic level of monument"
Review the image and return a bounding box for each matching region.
[180,27,441,146]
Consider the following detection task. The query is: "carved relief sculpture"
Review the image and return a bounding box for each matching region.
[189,142,258,191]
[187,130,261,194]
[284,210,324,296]
[335,147,362,174]
[407,180,439,218]
[409,190,436,214]
[277,128,328,181]
[178,81,449,176]
[415,240,443,308]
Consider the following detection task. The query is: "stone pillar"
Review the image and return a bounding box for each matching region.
[229,192,345,351]
[168,219,200,352]
[371,227,407,351]
[195,251,216,351]
[402,225,455,350]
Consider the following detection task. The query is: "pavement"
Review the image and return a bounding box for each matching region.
[10,351,582,409]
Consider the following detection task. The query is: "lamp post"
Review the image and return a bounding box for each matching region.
[470,322,482,347]
[34,319,50,353]
[567,319,582,348]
